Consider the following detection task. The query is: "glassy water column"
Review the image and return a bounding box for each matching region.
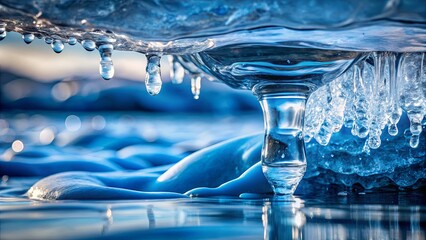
[254,83,313,195]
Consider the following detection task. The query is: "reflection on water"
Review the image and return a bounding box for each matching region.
[0,192,425,239]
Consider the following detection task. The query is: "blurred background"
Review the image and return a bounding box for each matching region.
[0,32,260,113]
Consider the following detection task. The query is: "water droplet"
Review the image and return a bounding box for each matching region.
[51,40,64,53]
[98,44,114,80]
[44,37,53,44]
[388,124,398,136]
[191,75,201,100]
[0,31,5,41]
[0,24,6,41]
[68,37,77,45]
[82,40,96,51]
[22,33,34,44]
[145,55,162,96]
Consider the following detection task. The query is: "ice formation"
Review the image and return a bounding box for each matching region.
[0,0,425,196]
[305,52,425,149]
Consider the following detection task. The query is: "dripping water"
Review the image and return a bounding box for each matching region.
[45,37,53,44]
[51,40,64,53]
[22,33,34,44]
[68,37,77,45]
[82,40,96,51]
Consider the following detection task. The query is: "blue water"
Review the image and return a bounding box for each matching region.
[0,112,424,239]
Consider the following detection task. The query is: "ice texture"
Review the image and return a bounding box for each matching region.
[1,0,426,55]
[304,52,425,149]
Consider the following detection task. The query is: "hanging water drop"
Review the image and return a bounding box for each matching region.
[191,75,201,100]
[0,23,6,41]
[44,37,53,44]
[82,40,96,51]
[51,40,64,53]
[98,44,114,80]
[68,37,77,45]
[145,55,162,96]
[22,33,34,44]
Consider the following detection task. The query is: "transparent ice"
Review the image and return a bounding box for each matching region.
[0,0,425,195]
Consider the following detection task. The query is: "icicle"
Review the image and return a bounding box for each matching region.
[342,67,356,128]
[399,52,425,148]
[367,52,387,149]
[68,37,77,45]
[314,84,333,145]
[51,39,64,53]
[0,23,6,41]
[22,33,34,44]
[145,55,162,96]
[82,40,96,51]
[387,53,403,136]
[304,84,327,142]
[191,75,201,100]
[351,62,370,138]
[98,44,114,80]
